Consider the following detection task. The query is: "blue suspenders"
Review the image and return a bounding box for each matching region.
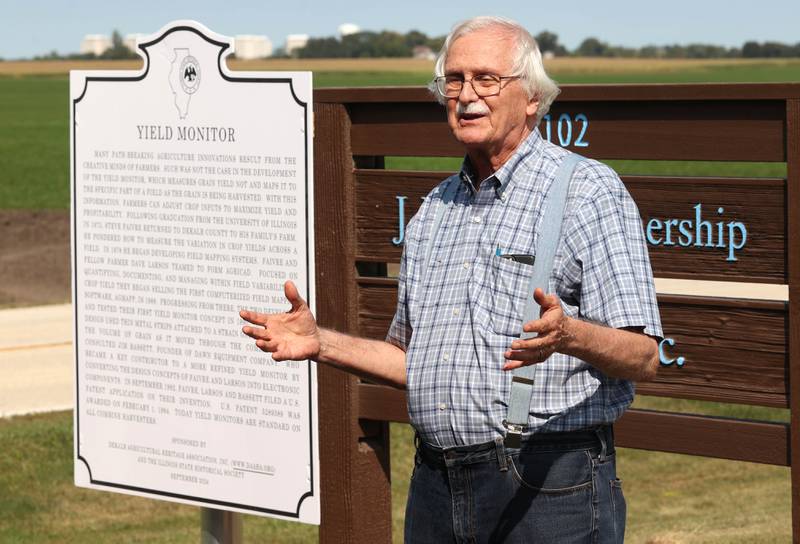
[422,153,583,448]
[504,153,582,447]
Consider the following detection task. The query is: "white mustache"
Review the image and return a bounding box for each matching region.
[456,102,490,117]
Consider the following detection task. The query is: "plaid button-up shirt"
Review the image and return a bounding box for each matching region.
[387,129,663,448]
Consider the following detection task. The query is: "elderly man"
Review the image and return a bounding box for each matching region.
[241,15,662,544]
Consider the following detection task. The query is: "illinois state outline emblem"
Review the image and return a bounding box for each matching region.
[168,48,200,118]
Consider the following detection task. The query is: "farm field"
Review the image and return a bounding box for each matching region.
[3,56,800,81]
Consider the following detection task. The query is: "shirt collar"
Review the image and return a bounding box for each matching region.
[457,128,544,200]
[458,157,481,195]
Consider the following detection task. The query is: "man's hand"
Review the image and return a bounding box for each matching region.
[240,281,321,362]
[241,280,408,387]
[503,288,660,381]
[503,288,569,371]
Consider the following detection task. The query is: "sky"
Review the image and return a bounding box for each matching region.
[1,0,798,59]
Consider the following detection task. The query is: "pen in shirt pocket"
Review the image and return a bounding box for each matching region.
[495,247,535,265]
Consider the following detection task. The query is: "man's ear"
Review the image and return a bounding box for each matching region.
[526,98,539,119]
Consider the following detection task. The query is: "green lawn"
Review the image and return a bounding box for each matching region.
[0,409,790,543]
[385,156,788,179]
[0,77,69,209]
[0,411,318,544]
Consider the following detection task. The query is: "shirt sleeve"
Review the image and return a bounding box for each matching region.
[386,241,412,350]
[561,162,663,339]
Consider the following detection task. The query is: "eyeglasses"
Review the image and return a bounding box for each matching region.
[433,74,521,98]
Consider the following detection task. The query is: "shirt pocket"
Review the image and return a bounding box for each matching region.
[489,254,534,337]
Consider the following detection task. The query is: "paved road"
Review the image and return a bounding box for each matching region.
[0,304,73,417]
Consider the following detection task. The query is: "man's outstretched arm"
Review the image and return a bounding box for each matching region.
[240,281,407,389]
[503,288,660,382]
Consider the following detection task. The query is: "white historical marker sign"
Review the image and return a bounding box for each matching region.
[70,21,318,523]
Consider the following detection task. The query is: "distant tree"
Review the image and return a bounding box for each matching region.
[638,45,664,58]
[34,50,69,60]
[607,45,637,57]
[341,32,371,57]
[298,37,345,58]
[762,41,792,57]
[534,30,557,52]
[32,49,94,60]
[101,30,137,60]
[683,44,731,58]
[404,30,429,48]
[534,31,568,56]
[341,31,371,57]
[742,41,760,57]
[380,31,412,56]
[663,44,688,58]
[427,36,446,54]
[576,37,609,57]
[741,40,797,58]
[299,29,413,58]
[70,52,97,60]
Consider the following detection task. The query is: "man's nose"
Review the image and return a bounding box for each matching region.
[458,79,480,102]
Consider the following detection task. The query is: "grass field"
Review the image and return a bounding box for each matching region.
[0,411,318,543]
[0,77,70,209]
[0,409,791,544]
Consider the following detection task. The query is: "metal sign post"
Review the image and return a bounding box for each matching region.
[201,508,242,544]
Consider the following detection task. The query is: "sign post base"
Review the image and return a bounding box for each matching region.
[201,508,242,544]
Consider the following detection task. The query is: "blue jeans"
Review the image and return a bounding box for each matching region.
[405,426,625,543]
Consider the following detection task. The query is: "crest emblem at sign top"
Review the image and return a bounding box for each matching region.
[180,55,200,94]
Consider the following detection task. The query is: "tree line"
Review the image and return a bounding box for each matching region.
[292,29,800,59]
[8,28,800,62]
[573,37,800,59]
[29,30,138,61]
[292,30,444,58]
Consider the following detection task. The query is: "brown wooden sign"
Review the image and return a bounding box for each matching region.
[355,171,786,283]
[346,99,786,162]
[312,85,800,543]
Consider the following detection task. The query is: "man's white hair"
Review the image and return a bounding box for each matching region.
[428,16,560,124]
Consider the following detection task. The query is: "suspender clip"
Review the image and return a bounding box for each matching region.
[502,420,525,448]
